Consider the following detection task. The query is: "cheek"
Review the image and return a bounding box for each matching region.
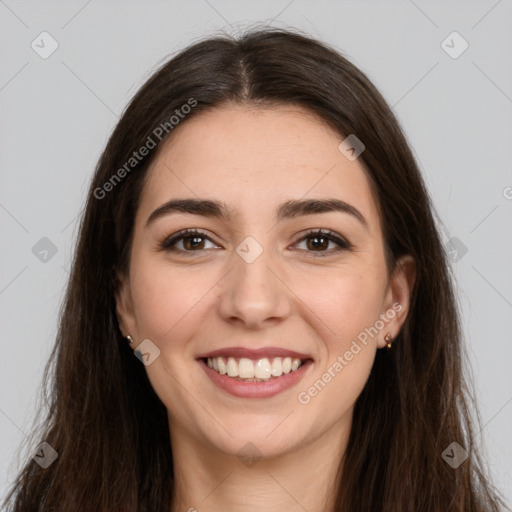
[130,259,212,344]
[297,275,381,416]
[293,268,384,406]
[295,266,385,342]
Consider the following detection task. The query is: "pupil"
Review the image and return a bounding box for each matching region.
[186,236,203,250]
[309,237,327,250]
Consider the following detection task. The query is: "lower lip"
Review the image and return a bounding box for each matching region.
[199,359,313,399]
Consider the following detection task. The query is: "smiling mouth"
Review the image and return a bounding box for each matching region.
[204,356,305,382]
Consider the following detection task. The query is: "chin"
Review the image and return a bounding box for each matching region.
[202,416,307,460]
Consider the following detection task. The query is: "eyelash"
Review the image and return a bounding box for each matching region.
[158,228,354,256]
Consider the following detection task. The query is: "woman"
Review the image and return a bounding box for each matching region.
[3,28,507,511]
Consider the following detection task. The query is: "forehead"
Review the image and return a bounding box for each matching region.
[138,104,380,228]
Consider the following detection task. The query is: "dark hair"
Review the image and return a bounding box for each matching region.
[3,27,507,512]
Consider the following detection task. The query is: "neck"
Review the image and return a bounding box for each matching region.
[169,417,350,512]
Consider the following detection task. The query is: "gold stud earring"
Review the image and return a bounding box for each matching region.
[384,332,393,349]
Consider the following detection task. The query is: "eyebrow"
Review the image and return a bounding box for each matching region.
[145,198,369,230]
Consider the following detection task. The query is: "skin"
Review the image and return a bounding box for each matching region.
[115,104,416,512]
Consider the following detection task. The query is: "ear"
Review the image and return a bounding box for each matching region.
[377,254,417,348]
[114,272,138,347]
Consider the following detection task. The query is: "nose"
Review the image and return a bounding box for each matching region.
[216,242,292,330]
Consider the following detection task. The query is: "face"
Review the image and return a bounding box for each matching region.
[116,104,415,460]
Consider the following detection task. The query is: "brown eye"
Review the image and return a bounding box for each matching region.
[160,229,219,252]
[294,229,353,255]
[305,235,330,251]
[182,235,206,250]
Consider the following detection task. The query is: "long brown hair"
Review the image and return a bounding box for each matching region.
[3,27,507,512]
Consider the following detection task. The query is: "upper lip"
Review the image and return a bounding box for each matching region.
[197,347,313,360]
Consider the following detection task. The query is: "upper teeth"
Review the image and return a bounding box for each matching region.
[206,356,303,379]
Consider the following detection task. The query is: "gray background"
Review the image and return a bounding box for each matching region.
[1,0,511,505]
